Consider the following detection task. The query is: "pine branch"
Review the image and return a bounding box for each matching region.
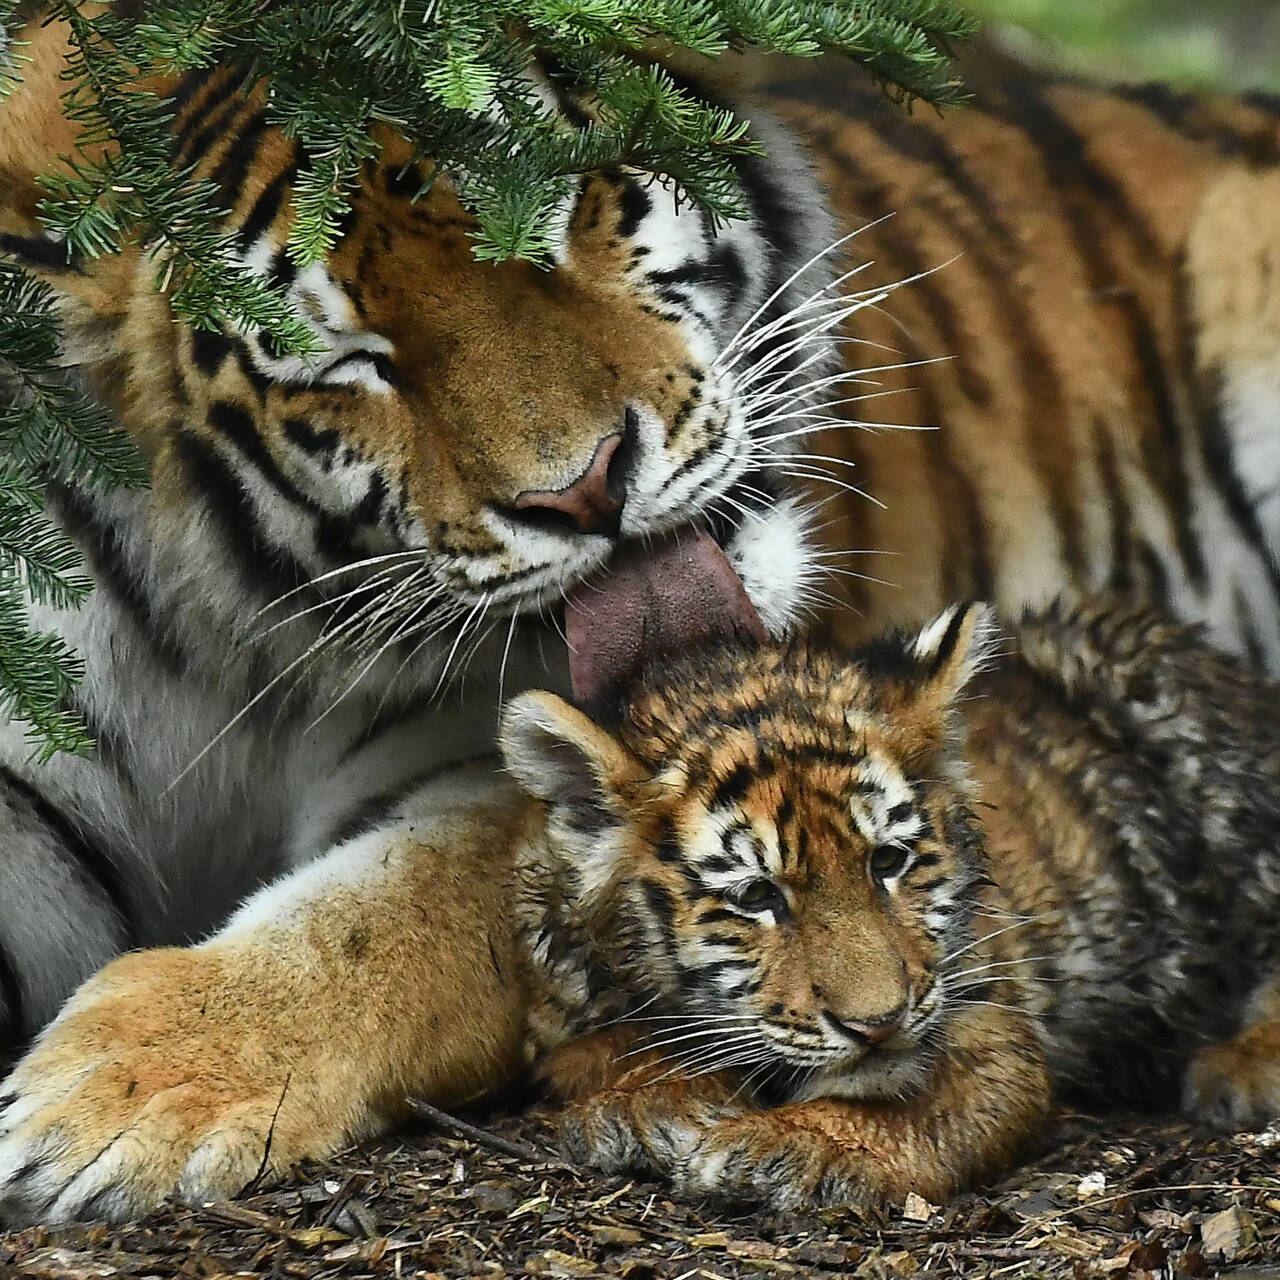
[0,258,145,757]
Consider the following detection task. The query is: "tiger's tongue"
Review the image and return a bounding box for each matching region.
[565,529,767,707]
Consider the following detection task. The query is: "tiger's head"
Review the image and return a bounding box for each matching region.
[2,25,843,702]
[502,604,995,1103]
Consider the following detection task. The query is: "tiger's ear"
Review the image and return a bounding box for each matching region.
[500,691,641,820]
[909,602,999,707]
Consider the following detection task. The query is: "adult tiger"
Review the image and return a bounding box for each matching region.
[0,13,1279,1224]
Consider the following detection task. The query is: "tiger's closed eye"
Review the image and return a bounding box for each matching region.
[869,844,913,882]
[728,878,788,916]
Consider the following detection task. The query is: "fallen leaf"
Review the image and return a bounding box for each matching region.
[1199,1206,1258,1261]
[1175,1246,1209,1278]
[471,1182,518,1214]
[791,1240,856,1268]
[1077,1170,1107,1199]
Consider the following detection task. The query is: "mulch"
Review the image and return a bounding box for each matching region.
[1,1108,1276,1279]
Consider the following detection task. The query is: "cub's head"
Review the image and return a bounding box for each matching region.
[3,27,842,694]
[501,604,996,1102]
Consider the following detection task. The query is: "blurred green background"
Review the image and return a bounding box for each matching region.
[970,0,1280,92]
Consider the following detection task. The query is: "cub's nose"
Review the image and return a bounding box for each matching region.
[826,1004,908,1045]
[513,431,629,537]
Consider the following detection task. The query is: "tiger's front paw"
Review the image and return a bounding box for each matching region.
[0,947,355,1225]
[671,1114,878,1209]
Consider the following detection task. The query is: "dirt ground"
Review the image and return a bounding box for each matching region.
[1,1106,1276,1280]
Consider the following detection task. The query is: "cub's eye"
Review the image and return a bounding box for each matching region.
[869,844,913,882]
[728,879,787,916]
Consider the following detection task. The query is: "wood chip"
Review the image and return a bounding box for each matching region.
[589,1224,644,1247]
[528,1249,599,1275]
[690,1232,730,1249]
[902,1191,938,1221]
[725,1240,783,1259]
[883,1249,920,1275]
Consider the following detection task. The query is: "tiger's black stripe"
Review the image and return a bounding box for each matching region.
[0,938,23,1042]
[913,187,1087,580]
[988,81,1205,590]
[986,81,1162,263]
[1171,256,1280,606]
[807,124,992,409]
[174,431,311,603]
[821,77,1020,258]
[0,765,133,940]
[236,169,296,251]
[802,123,997,598]
[64,689,138,797]
[0,233,81,273]
[1113,83,1260,157]
[1092,417,1136,594]
[47,482,188,675]
[210,109,273,200]
[171,78,244,171]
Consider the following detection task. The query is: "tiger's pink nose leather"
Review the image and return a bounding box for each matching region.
[514,433,625,537]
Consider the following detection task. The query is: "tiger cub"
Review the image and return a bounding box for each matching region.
[500,596,1280,1209]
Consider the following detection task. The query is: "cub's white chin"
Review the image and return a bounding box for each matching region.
[794,1042,935,1103]
[723,494,818,638]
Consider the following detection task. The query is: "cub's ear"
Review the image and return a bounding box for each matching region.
[500,692,640,819]
[865,602,998,770]
[910,601,1000,706]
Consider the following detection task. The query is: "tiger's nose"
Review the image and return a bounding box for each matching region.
[827,1004,908,1045]
[513,431,629,538]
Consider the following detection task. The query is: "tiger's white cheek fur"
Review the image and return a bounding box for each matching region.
[724,494,818,637]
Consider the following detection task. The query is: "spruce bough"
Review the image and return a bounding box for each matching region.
[0,0,975,758]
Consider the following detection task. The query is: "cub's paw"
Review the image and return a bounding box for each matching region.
[561,1090,894,1210]
[1185,1025,1280,1133]
[0,947,349,1225]
[670,1114,879,1210]
[559,1083,744,1181]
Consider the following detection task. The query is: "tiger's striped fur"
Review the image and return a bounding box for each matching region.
[0,13,839,1223]
[505,597,1280,1209]
[749,63,1280,666]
